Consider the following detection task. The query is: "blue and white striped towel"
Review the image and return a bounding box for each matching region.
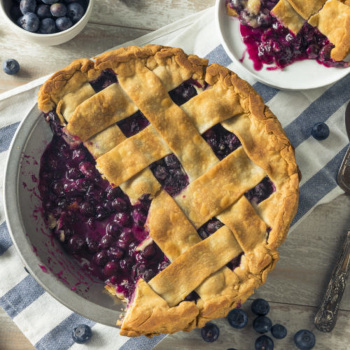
[0,7,349,350]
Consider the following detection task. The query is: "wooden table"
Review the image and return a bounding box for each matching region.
[0,0,349,349]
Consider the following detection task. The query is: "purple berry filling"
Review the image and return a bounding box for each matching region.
[117,110,150,138]
[39,133,169,300]
[245,176,275,205]
[228,0,349,70]
[168,79,199,106]
[202,124,241,160]
[89,69,118,93]
[149,154,189,197]
[198,218,224,239]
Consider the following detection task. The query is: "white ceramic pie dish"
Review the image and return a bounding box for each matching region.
[3,103,121,326]
[215,0,350,90]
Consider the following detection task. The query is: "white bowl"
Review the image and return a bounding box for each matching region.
[4,103,121,326]
[0,0,94,46]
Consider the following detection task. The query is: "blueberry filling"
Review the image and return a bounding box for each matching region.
[198,218,224,239]
[202,124,241,160]
[117,110,150,138]
[149,154,189,197]
[245,176,275,205]
[39,133,169,300]
[227,0,349,70]
[168,79,199,106]
[89,69,118,93]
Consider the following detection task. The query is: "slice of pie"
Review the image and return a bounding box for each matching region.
[37,45,299,337]
[227,0,350,69]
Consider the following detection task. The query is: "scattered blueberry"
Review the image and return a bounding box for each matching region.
[253,316,272,334]
[227,308,248,329]
[3,59,20,75]
[251,298,270,316]
[255,335,274,350]
[311,122,329,140]
[55,16,73,31]
[271,324,287,339]
[20,0,36,15]
[294,330,316,350]
[50,3,67,17]
[39,18,55,34]
[72,324,92,344]
[201,323,220,342]
[18,12,40,32]
[67,2,84,22]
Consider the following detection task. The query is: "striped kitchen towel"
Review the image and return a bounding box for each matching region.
[0,6,349,350]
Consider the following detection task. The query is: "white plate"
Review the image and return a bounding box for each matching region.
[215,0,350,90]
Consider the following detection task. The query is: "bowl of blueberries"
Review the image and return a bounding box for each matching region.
[0,0,94,45]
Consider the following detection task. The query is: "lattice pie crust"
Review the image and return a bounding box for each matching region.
[38,45,299,337]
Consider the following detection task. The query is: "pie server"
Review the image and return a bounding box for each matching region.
[314,102,350,332]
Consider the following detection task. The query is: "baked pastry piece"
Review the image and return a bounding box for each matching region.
[308,0,350,61]
[37,45,299,337]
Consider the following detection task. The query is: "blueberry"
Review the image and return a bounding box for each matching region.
[39,18,56,34]
[50,3,67,17]
[72,324,92,344]
[271,324,287,339]
[227,308,248,329]
[41,0,56,4]
[36,4,51,18]
[253,316,272,334]
[311,122,329,140]
[3,59,20,75]
[20,0,36,15]
[103,261,119,277]
[18,13,40,32]
[200,323,220,342]
[255,335,274,350]
[67,2,84,22]
[294,330,316,350]
[55,16,73,31]
[142,268,156,282]
[251,298,270,316]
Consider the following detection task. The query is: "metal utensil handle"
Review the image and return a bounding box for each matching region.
[314,231,350,332]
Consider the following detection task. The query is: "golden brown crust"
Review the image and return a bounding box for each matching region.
[308,0,350,61]
[287,0,326,19]
[37,45,299,338]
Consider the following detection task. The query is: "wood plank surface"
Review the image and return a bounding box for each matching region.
[1,0,350,349]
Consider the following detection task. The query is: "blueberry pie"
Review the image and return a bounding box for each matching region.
[226,0,350,69]
[37,45,299,337]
